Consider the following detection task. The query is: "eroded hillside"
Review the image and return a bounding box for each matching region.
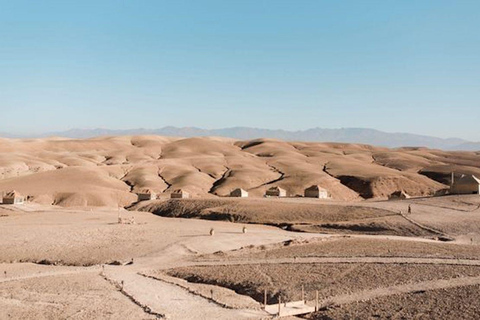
[0,136,478,207]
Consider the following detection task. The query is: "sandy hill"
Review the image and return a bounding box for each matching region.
[15,127,478,150]
[0,136,479,207]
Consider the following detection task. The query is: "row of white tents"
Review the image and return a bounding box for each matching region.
[137,185,329,202]
[229,185,328,199]
[138,174,480,202]
[6,174,476,205]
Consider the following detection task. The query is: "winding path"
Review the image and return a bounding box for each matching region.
[103,267,266,320]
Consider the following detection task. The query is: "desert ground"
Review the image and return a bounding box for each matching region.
[1,194,480,319]
[1,136,480,319]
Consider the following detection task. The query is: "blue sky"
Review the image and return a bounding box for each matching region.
[1,1,479,140]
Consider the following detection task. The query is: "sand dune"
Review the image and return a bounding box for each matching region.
[0,136,479,207]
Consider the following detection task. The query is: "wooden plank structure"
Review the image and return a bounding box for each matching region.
[264,300,316,317]
[263,288,319,317]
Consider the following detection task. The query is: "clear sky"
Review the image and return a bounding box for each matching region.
[1,1,479,140]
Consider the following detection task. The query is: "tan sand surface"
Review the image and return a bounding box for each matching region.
[1,136,479,207]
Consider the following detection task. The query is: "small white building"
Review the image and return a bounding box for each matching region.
[2,190,25,205]
[230,188,248,198]
[171,189,190,199]
[265,186,287,197]
[451,174,480,195]
[304,185,328,199]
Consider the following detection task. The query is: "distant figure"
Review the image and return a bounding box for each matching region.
[4,271,6,278]
[210,228,215,236]
[242,226,247,234]
[408,205,412,214]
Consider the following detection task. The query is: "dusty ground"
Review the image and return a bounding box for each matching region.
[132,198,435,237]
[197,236,480,262]
[307,284,480,320]
[0,203,319,319]
[356,195,480,238]
[2,194,480,319]
[0,265,157,320]
[167,263,480,303]
[133,195,480,240]
[0,204,308,266]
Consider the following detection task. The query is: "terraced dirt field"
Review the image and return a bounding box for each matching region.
[167,263,480,304]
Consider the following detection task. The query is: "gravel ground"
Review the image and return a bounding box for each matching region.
[308,284,480,320]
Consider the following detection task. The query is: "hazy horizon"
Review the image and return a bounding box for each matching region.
[1,1,479,140]
[3,126,480,152]
[3,125,478,142]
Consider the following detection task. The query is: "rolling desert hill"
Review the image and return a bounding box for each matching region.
[0,136,479,207]
[6,127,479,150]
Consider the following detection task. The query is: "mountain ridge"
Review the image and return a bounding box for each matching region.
[2,127,479,151]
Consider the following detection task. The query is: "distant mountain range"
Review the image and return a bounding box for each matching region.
[2,127,479,151]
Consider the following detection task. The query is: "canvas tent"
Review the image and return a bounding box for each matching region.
[451,175,480,195]
[265,186,287,197]
[304,185,328,199]
[137,189,156,201]
[230,188,248,198]
[388,190,411,200]
[171,189,190,199]
[2,190,25,205]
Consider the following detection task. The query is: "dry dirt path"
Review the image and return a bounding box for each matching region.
[0,265,100,284]
[103,266,267,320]
[93,222,319,320]
[94,227,312,319]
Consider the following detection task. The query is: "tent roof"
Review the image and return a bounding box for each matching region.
[268,186,285,191]
[4,190,23,198]
[456,175,480,185]
[138,189,155,194]
[172,189,188,194]
[305,185,327,191]
[390,190,409,196]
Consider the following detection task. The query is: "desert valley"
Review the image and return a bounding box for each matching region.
[3,0,480,318]
[1,136,480,319]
